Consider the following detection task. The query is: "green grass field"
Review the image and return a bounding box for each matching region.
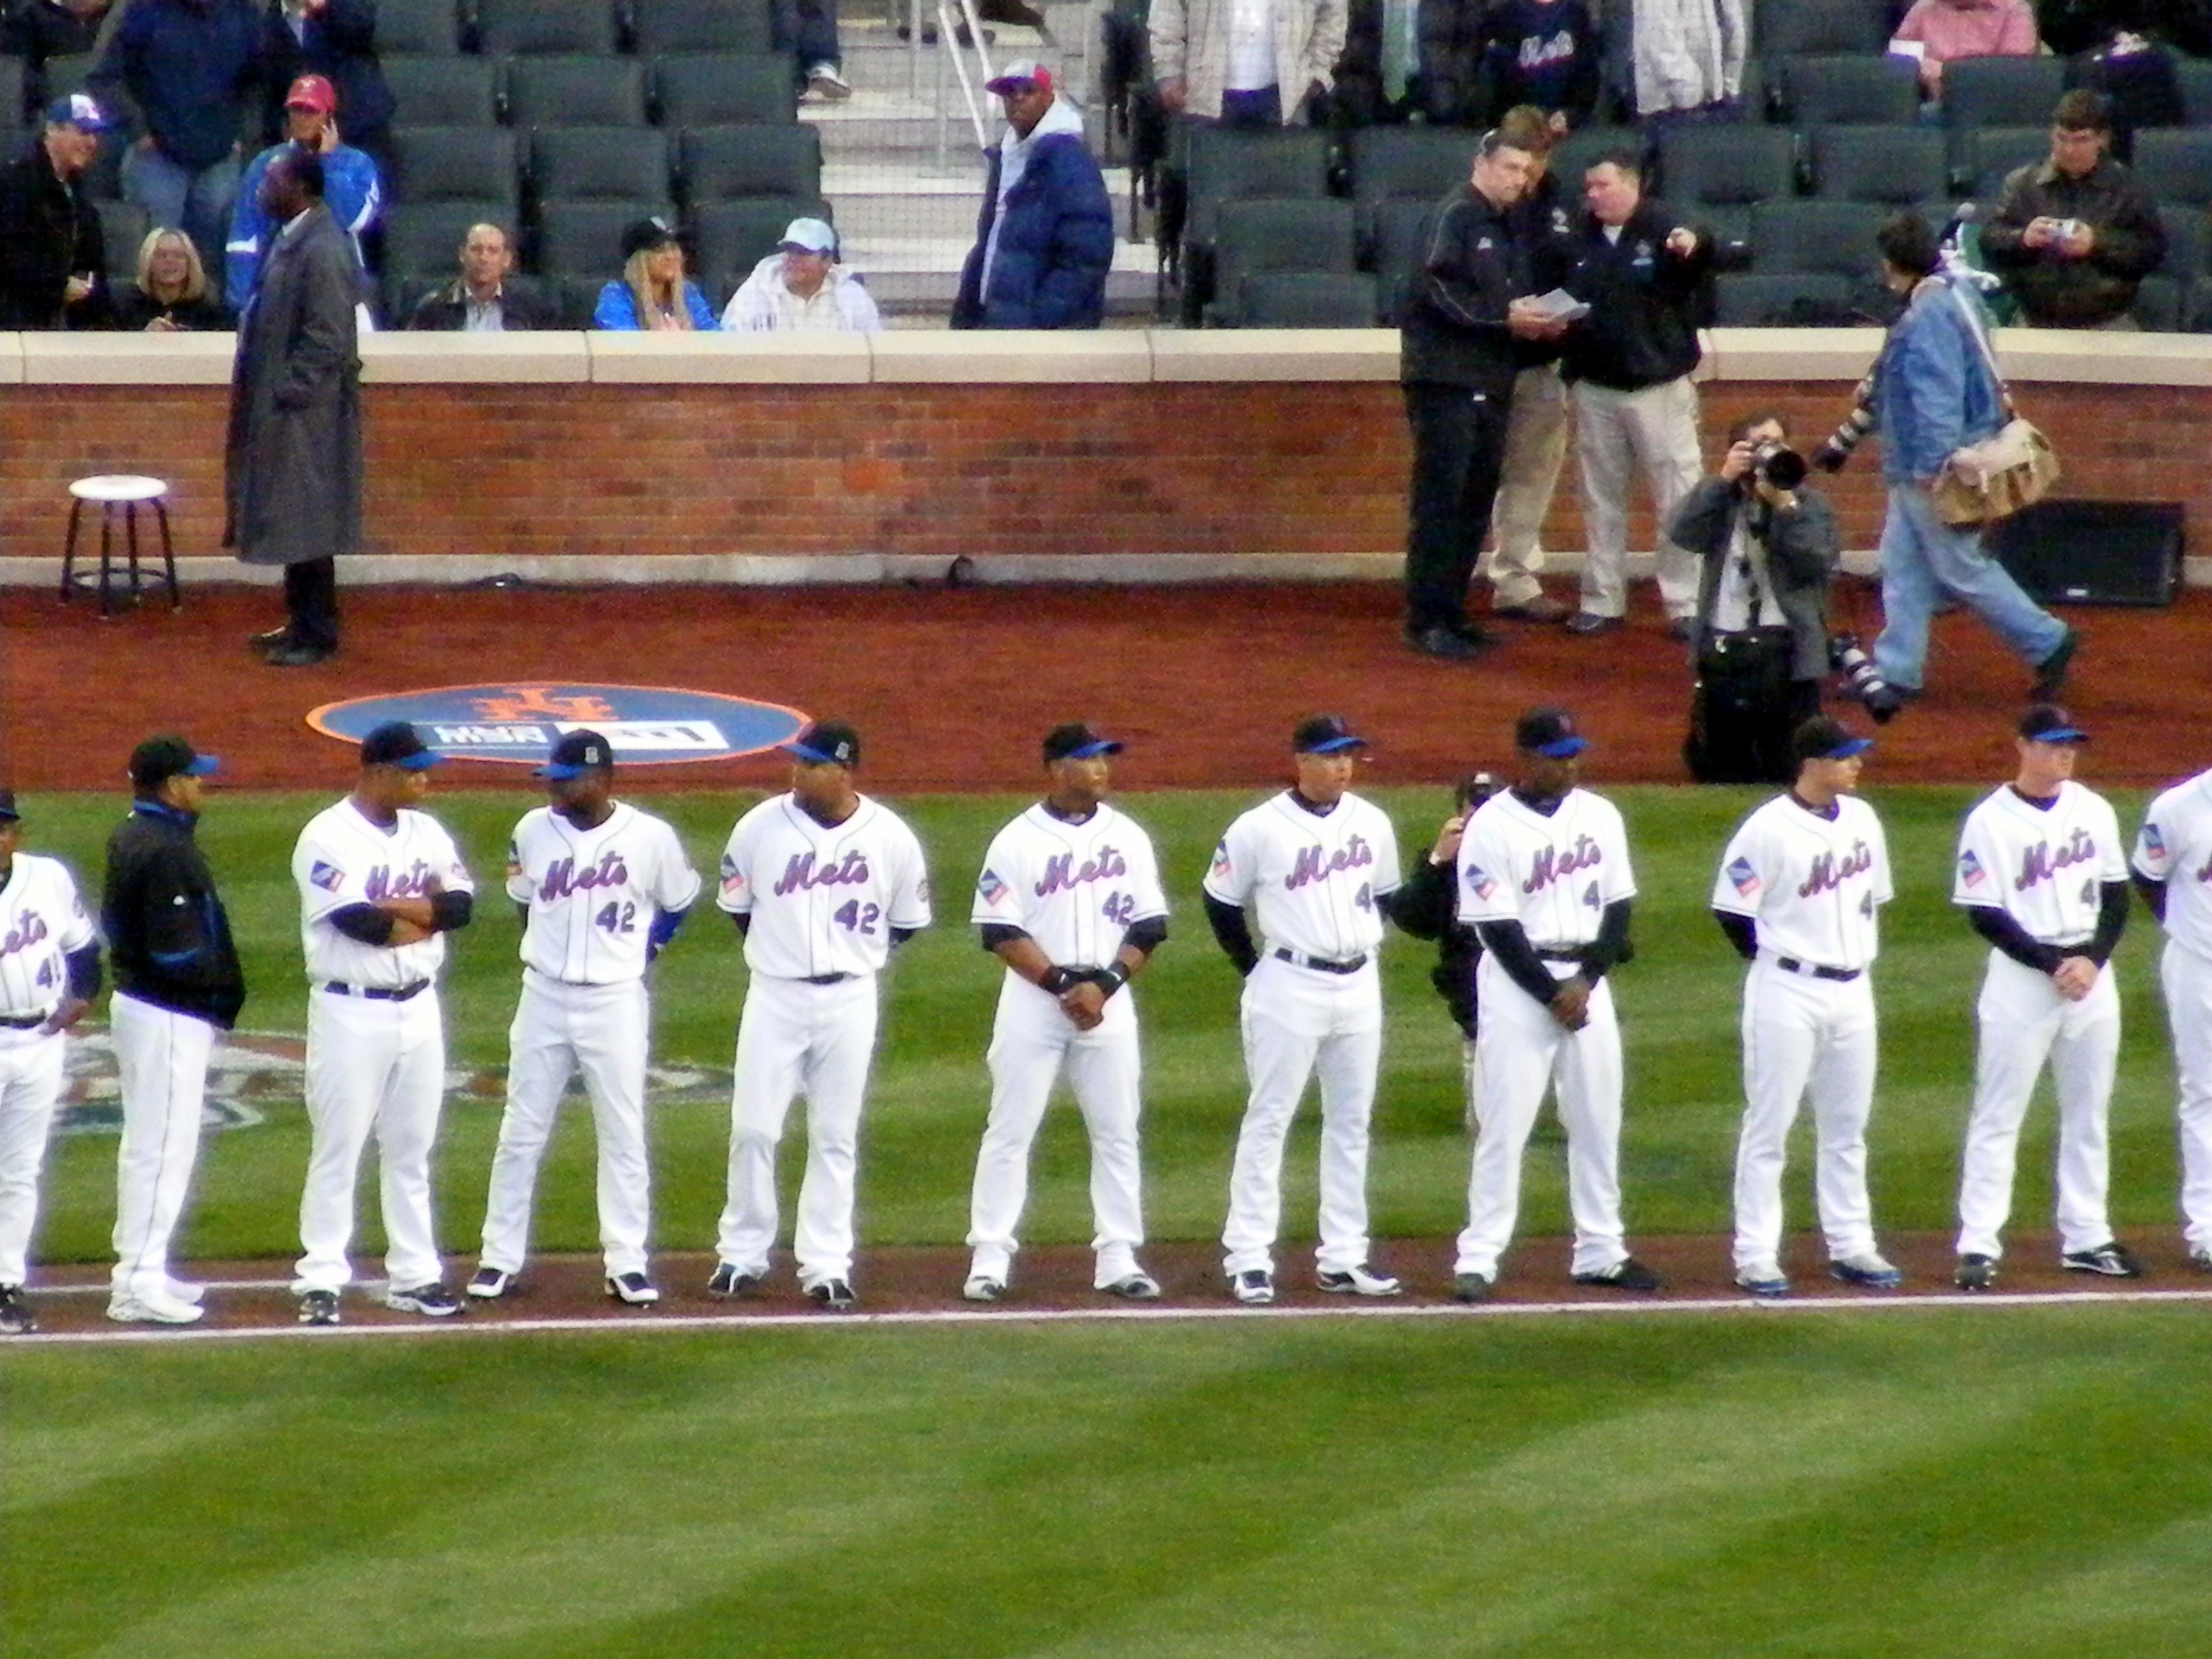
[6,781,2203,1659]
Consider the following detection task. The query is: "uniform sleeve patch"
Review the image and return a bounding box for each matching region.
[310,861,346,892]
[1465,863,1498,902]
[1209,840,1233,881]
[1959,849,1987,889]
[976,868,1007,906]
[2143,823,2166,860]
[718,850,747,900]
[1726,857,1762,899]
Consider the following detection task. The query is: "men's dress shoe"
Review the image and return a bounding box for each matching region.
[1494,593,1570,623]
[1574,1256,1662,1292]
[1829,1253,1902,1290]
[1403,623,1486,661]
[1954,1253,1997,1290]
[299,1290,341,1326]
[1452,1271,1493,1303]
[1316,1264,1402,1297]
[1101,1272,1161,1300]
[264,640,333,667]
[708,1263,760,1298]
[1565,611,1622,636]
[2031,627,2080,701]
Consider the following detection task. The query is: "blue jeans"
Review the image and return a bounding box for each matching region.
[1872,482,2067,692]
[121,144,240,274]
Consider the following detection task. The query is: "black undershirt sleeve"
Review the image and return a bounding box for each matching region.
[1203,892,1260,977]
[65,942,102,1002]
[979,923,1029,953]
[1581,898,1634,982]
[1713,909,1758,962]
[2134,871,2170,924]
[1966,904,2063,974]
[1122,915,1169,957]
[328,903,397,946]
[1474,919,1561,1006]
[429,890,473,931]
[729,912,752,937]
[2087,881,2129,966]
[889,925,918,949]
[1383,858,1455,941]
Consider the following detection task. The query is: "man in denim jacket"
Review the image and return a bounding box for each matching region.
[1866,212,2075,715]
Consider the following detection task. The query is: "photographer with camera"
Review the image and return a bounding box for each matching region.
[1670,412,1840,784]
[1979,91,2163,332]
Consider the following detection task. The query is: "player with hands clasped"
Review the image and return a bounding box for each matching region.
[1713,716,1898,1298]
[475,732,700,1308]
[1205,716,1404,1305]
[289,723,475,1327]
[1455,709,1656,1300]
[2132,754,2212,1272]
[711,721,930,1313]
[966,724,1168,1303]
[0,792,102,1336]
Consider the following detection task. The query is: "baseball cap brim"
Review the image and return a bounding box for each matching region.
[182,754,220,776]
[392,750,442,770]
[1302,736,1367,754]
[1059,739,1123,759]
[534,760,598,779]
[782,741,848,764]
[2026,726,2088,745]
[1822,737,1876,760]
[1532,737,1588,759]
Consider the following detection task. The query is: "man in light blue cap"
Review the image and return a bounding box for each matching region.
[721,214,881,332]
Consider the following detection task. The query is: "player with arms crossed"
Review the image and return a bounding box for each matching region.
[290,723,476,1326]
[966,723,1169,1303]
[1953,706,2136,1290]
[474,731,700,1306]
[0,793,102,1335]
[1205,715,1404,1306]
[1712,716,1899,1298]
[2134,750,2212,1271]
[711,721,930,1312]
[1455,709,1658,1301]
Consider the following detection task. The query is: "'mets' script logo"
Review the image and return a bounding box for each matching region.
[1285,837,1374,891]
[1037,845,1126,897]
[541,851,630,901]
[1524,837,1601,895]
[775,850,871,896]
[364,861,439,902]
[2017,828,2095,891]
[1799,840,1874,898]
[0,911,49,959]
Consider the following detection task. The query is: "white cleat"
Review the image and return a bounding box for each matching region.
[107,1287,204,1325]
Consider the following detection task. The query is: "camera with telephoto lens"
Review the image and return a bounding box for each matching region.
[1749,440,1808,492]
[1829,632,1898,724]
[1812,375,1879,472]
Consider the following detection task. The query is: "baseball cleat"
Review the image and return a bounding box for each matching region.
[963,1275,1007,1303]
[1231,1269,1274,1305]
[605,1272,660,1305]
[1317,1264,1402,1297]
[1100,1271,1161,1301]
[1829,1253,1902,1290]
[466,1267,513,1300]
[1573,1256,1663,1292]
[806,1278,856,1311]
[0,1284,36,1335]
[1954,1253,1997,1290]
[1735,1264,1789,1298]
[2062,1241,2144,1278]
[2191,1249,2212,1274]
[386,1283,463,1317]
[163,1277,206,1305]
[298,1290,341,1326]
[107,1287,204,1325]
[1452,1271,1494,1303]
[707,1263,760,1298]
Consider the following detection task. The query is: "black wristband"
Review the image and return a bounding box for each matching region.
[1040,966,1079,995]
[1099,961,1132,995]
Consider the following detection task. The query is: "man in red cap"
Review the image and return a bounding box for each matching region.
[952,60,1114,330]
[224,70,380,312]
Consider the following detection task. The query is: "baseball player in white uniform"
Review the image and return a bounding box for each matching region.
[2134,755,2212,1271]
[290,722,476,1326]
[474,730,701,1306]
[1205,716,1403,1305]
[711,721,930,1311]
[1953,706,2137,1290]
[965,724,1169,1303]
[0,793,102,1336]
[1712,716,1897,1298]
[1455,709,1657,1300]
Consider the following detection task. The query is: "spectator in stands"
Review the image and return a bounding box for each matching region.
[1558,147,1712,638]
[1980,89,2163,330]
[1411,0,1484,125]
[2,0,112,116]
[1627,0,1745,120]
[953,62,1115,330]
[91,0,269,269]
[405,222,557,331]
[225,74,380,311]
[114,225,234,328]
[1150,0,1346,127]
[0,91,111,328]
[723,216,881,333]
[1889,0,2039,99]
[775,0,850,101]
[594,216,716,331]
[1325,0,1398,127]
[1482,0,1601,134]
[258,0,393,175]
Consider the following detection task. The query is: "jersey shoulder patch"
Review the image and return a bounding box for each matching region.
[1959,848,1987,889]
[1463,862,1498,902]
[309,860,346,893]
[1725,856,1762,899]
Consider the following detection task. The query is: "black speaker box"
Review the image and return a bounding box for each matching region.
[1989,498,2186,608]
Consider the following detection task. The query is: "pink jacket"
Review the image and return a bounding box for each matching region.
[1891,0,2039,64]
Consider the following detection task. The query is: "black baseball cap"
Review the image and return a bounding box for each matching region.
[1293,714,1367,754]
[535,729,614,778]
[2019,703,2089,745]
[621,215,680,259]
[360,721,440,770]
[130,734,220,790]
[1515,709,1587,759]
[1043,722,1123,763]
[0,790,19,823]
[783,720,860,767]
[1791,715,1874,765]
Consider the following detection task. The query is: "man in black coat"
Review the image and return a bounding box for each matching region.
[405,221,558,331]
[0,93,112,328]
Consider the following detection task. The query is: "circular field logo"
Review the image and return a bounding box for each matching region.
[307,683,809,766]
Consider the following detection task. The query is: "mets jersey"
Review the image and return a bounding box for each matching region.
[2134,770,2212,959]
[1714,793,1892,970]
[294,799,475,987]
[1955,782,2126,944]
[1458,788,1635,948]
[0,855,96,1017]
[507,803,701,984]
[971,802,1167,969]
[718,794,932,979]
[1204,791,1401,961]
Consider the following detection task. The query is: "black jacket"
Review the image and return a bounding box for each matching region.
[0,141,105,328]
[405,276,559,331]
[1385,854,1481,1039]
[258,0,393,147]
[102,803,246,1028]
[1979,154,2164,328]
[1560,197,1712,392]
[1480,0,1601,127]
[112,284,235,330]
[1506,167,1574,367]
[1400,184,1528,391]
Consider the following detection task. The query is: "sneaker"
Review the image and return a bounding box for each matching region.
[1231,1269,1274,1305]
[1316,1264,1401,1297]
[1565,611,1622,636]
[1100,1271,1161,1300]
[1830,1253,1902,1290]
[707,1262,760,1298]
[806,1278,856,1310]
[1954,1252,1997,1290]
[386,1282,463,1317]
[0,1284,36,1335]
[163,1276,207,1305]
[467,1267,513,1300]
[963,1274,1007,1303]
[2191,1247,2212,1274]
[606,1271,660,1305]
[298,1290,341,1326]
[1735,1263,1789,1298]
[1403,622,1487,661]
[805,62,851,99]
[107,1287,204,1324]
[2062,1241,2144,1278]
[2031,626,2079,701]
[1573,1256,1662,1292]
[1452,1270,1494,1303]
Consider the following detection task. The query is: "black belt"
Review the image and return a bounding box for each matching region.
[324,980,431,1001]
[799,973,855,985]
[1773,957,1861,983]
[1534,947,1588,963]
[1273,948,1368,975]
[0,1011,50,1030]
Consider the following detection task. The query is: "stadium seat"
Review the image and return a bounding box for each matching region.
[385,55,503,125]
[1711,271,1855,325]
[96,200,150,279]
[1346,127,1477,216]
[1957,124,2048,202]
[40,51,94,102]
[381,202,503,276]
[507,56,650,127]
[1776,54,1921,127]
[1810,127,1948,207]
[651,53,798,126]
[1,57,26,127]
[678,125,822,204]
[2133,273,2182,331]
[2176,58,2212,127]
[1750,198,1889,278]
[1751,0,1890,58]
[1181,125,1331,250]
[390,127,521,207]
[2161,207,2209,283]
[1207,197,1356,326]
[477,0,622,56]
[691,196,834,290]
[558,273,611,326]
[375,0,464,54]
[536,199,677,274]
[530,126,674,202]
[2132,131,2212,210]
[1235,271,1382,328]
[1367,197,1431,327]
[631,0,776,55]
[1942,57,2065,138]
[1656,123,1796,246]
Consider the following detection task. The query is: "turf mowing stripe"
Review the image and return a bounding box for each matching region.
[14,1285,2212,1348]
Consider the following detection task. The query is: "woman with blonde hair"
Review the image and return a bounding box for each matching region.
[593,216,716,331]
[113,226,232,331]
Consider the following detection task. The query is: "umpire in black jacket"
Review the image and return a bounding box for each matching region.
[1400,126,1569,661]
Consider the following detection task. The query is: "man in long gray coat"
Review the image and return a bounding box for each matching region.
[225,148,361,669]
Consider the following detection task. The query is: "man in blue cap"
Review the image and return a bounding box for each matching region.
[0,92,114,328]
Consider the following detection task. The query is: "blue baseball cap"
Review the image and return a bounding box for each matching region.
[783,721,860,767]
[1043,722,1123,763]
[129,735,218,788]
[535,729,613,778]
[45,92,114,132]
[1293,714,1367,754]
[1515,708,1588,760]
[360,721,440,770]
[1791,716,1874,764]
[2019,704,2088,745]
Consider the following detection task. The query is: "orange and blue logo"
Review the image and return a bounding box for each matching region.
[307,683,809,766]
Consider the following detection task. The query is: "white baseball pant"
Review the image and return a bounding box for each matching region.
[1732,960,1880,1272]
[1222,956,1381,1278]
[2159,943,2212,1252]
[1457,956,1627,1279]
[109,992,214,1296]
[295,985,449,1295]
[719,973,878,1287]
[1571,374,1704,621]
[1485,363,1569,608]
[0,1028,68,1285]
[968,976,1145,1288]
[480,974,652,1279]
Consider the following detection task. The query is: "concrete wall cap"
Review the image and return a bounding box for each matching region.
[868,330,1153,383]
[587,330,871,384]
[364,331,590,382]
[1148,328,1398,382]
[19,331,235,385]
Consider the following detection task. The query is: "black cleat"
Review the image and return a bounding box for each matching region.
[605,1271,660,1305]
[2062,1241,2143,1278]
[0,1283,36,1334]
[385,1282,464,1317]
[1452,1270,1494,1303]
[707,1262,760,1298]
[1954,1253,1997,1291]
[298,1290,341,1326]
[1573,1256,1662,1292]
[806,1278,856,1311]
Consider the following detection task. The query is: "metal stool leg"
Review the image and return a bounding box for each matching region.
[97,503,114,618]
[125,503,143,605]
[60,498,83,603]
[155,498,179,609]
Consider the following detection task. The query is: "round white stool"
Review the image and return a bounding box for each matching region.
[62,475,179,617]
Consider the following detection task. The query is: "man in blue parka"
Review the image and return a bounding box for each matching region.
[953,60,1115,330]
